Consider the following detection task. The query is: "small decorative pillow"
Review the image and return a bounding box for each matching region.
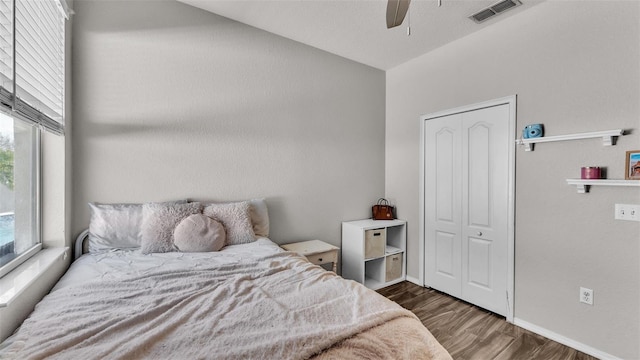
[88,200,187,252]
[140,202,202,254]
[173,214,226,252]
[203,201,256,245]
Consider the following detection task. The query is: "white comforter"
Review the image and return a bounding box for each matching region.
[1,239,419,359]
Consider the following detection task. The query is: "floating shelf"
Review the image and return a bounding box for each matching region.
[566,179,640,193]
[516,129,624,151]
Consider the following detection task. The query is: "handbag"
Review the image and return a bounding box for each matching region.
[372,198,395,220]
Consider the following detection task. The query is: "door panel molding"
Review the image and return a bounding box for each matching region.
[467,236,492,289]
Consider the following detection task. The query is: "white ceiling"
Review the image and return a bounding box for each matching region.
[178,0,546,70]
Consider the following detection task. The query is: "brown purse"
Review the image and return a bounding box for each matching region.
[372,198,395,220]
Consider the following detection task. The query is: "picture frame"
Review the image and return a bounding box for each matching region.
[625,150,640,180]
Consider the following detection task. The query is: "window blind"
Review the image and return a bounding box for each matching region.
[0,0,13,108]
[0,0,67,135]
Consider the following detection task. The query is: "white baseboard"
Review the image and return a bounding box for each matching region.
[400,279,617,358]
[405,275,422,286]
[513,318,620,360]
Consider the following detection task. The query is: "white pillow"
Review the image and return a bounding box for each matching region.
[249,198,269,237]
[203,202,256,245]
[88,200,186,252]
[140,202,202,254]
[173,214,226,252]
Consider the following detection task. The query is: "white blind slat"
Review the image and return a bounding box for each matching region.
[16,43,62,89]
[16,5,59,67]
[0,0,11,83]
[16,67,62,110]
[15,87,60,118]
[17,4,58,56]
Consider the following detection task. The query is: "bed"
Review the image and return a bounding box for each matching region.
[0,199,451,360]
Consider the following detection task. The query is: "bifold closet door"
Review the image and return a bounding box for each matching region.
[425,113,463,298]
[425,104,509,316]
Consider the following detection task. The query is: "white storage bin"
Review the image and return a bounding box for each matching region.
[364,228,385,259]
[385,253,403,282]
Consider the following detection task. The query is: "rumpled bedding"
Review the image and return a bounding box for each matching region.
[1,239,451,360]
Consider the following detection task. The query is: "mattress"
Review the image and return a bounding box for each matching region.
[53,237,283,292]
[1,238,451,360]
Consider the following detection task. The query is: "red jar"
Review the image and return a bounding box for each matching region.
[581,167,601,179]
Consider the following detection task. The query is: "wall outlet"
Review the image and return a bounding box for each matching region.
[580,287,594,305]
[614,204,640,222]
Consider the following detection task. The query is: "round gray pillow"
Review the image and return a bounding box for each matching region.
[173,214,226,252]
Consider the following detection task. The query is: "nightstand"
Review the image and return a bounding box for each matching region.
[281,240,339,273]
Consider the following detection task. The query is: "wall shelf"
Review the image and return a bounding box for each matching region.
[515,129,624,151]
[566,179,640,193]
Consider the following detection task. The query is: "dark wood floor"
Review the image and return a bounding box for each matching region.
[377,282,598,360]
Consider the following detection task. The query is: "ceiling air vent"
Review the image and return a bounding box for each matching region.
[469,0,522,24]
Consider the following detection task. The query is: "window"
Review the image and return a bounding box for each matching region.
[0,0,68,277]
[0,112,38,275]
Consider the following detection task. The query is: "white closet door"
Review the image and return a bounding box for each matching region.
[425,113,462,297]
[460,104,509,315]
[425,104,509,317]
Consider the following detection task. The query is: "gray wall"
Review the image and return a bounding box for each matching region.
[386,1,639,358]
[71,0,385,249]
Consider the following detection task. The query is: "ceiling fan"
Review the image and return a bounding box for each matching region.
[386,0,411,29]
[386,0,444,29]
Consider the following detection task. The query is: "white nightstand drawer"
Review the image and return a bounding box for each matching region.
[281,240,340,273]
[306,250,338,266]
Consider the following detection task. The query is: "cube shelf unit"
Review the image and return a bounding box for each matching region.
[341,219,406,290]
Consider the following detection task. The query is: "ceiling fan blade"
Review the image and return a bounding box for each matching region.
[386,0,411,29]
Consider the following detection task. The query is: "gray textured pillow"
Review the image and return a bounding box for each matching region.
[140,202,202,254]
[203,201,256,245]
[173,214,226,252]
[88,200,186,252]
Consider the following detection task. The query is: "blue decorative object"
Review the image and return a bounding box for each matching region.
[523,124,544,139]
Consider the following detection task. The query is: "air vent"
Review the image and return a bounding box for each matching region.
[469,0,522,23]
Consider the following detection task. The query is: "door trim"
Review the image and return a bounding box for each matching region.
[419,95,516,322]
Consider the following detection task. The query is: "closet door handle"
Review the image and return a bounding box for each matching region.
[477,232,483,236]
